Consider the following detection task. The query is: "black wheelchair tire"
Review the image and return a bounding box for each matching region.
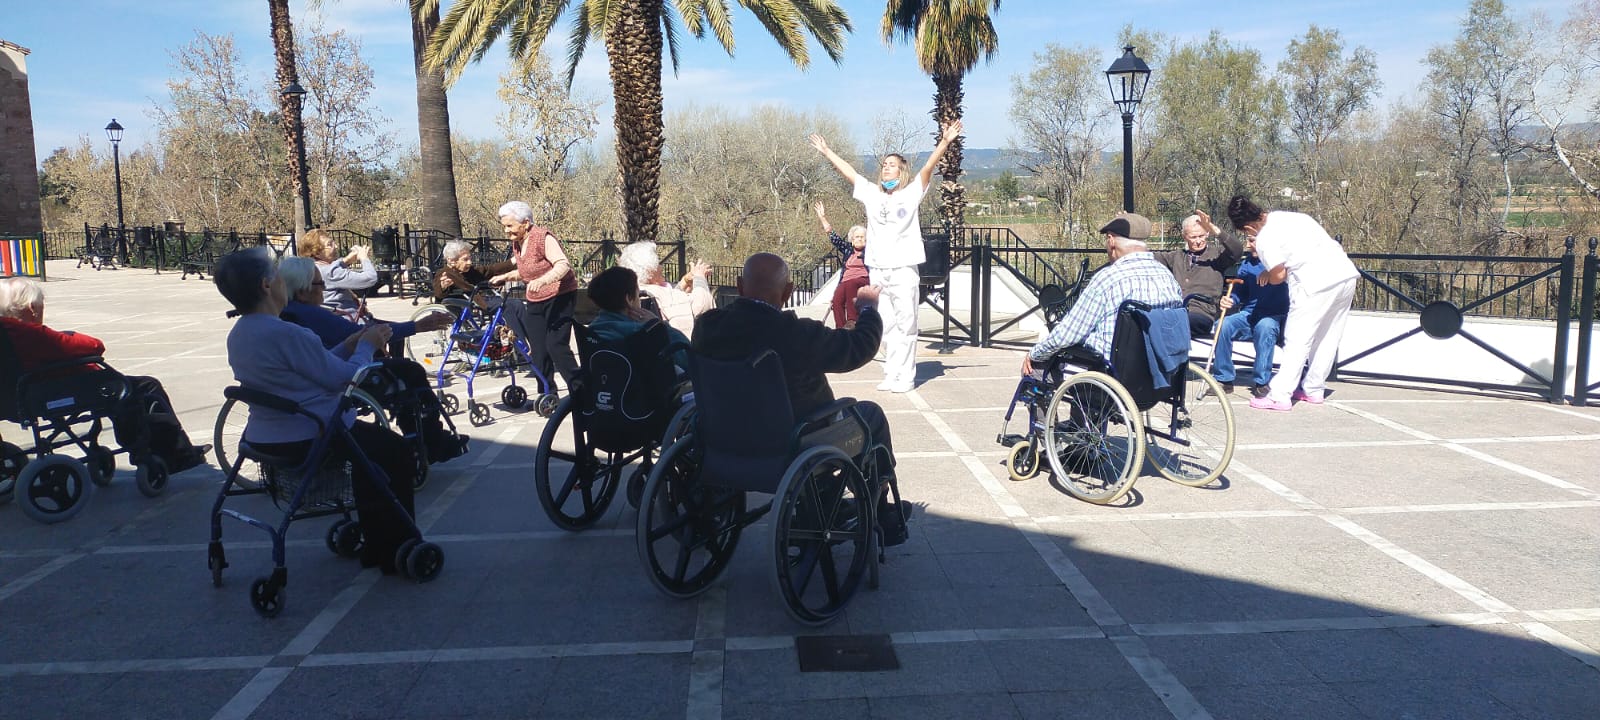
[534,397,623,531]
[636,436,745,599]
[18,455,94,524]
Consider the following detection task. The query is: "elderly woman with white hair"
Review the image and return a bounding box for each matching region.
[276,256,449,356]
[483,201,579,392]
[0,276,210,475]
[616,241,712,336]
[430,240,515,307]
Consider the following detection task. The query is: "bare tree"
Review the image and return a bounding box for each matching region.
[298,25,392,229]
[1009,43,1110,240]
[497,52,601,223]
[1278,25,1380,215]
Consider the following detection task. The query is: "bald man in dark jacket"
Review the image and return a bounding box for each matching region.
[692,252,893,454]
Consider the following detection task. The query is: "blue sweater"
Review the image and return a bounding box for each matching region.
[227,313,377,443]
[1233,255,1290,320]
[281,300,419,349]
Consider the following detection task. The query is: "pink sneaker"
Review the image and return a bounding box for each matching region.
[1249,396,1293,412]
[1291,389,1324,405]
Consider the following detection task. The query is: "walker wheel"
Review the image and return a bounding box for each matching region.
[86,446,117,487]
[405,541,445,583]
[136,457,169,498]
[501,385,528,410]
[534,393,559,418]
[468,401,491,427]
[326,519,364,558]
[439,392,460,415]
[249,577,284,618]
[393,538,421,579]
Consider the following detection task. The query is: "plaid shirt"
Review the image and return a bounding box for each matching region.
[1030,251,1183,361]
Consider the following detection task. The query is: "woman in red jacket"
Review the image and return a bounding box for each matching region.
[0,277,209,474]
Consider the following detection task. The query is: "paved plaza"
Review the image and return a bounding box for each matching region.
[3,260,1599,720]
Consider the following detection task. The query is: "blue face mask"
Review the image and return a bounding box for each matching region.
[881,179,899,191]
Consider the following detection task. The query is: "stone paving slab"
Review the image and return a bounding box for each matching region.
[3,261,1599,719]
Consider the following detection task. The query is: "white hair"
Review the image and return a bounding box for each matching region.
[442,240,473,261]
[1181,214,1205,234]
[617,242,661,280]
[0,276,45,319]
[278,256,319,298]
[497,200,535,224]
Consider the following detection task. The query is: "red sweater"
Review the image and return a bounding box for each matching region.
[0,317,106,372]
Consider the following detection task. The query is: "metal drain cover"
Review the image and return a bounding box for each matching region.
[794,634,900,672]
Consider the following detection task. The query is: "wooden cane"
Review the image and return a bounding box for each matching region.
[1203,278,1244,379]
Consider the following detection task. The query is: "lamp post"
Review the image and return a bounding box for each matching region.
[280,82,312,236]
[1105,45,1151,213]
[104,118,127,263]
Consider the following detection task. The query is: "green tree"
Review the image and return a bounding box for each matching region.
[1008,43,1108,238]
[1278,25,1379,215]
[415,0,852,245]
[882,0,1001,230]
[1148,31,1285,216]
[992,170,1019,206]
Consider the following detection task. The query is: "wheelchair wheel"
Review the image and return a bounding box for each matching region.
[135,457,169,498]
[1005,440,1042,482]
[534,397,623,530]
[17,455,95,524]
[86,446,117,487]
[406,304,458,373]
[771,445,872,626]
[636,436,746,598]
[1147,363,1236,487]
[0,441,24,505]
[214,397,261,487]
[1043,372,1145,505]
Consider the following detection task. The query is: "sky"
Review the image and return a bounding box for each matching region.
[0,0,1558,166]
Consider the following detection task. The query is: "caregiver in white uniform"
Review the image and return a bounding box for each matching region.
[808,120,963,393]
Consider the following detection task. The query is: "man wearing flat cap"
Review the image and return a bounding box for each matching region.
[1022,212,1184,376]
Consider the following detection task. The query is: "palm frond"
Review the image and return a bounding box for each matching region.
[734,0,807,68]
[675,0,707,39]
[429,0,503,86]
[662,3,684,75]
[699,0,738,55]
[881,0,999,76]
[788,0,851,64]
[562,5,593,88]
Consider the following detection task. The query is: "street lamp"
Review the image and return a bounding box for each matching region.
[105,118,127,263]
[1105,45,1151,213]
[280,81,313,236]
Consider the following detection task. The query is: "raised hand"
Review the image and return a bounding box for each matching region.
[807,133,829,154]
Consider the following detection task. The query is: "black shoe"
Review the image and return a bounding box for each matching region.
[1212,381,1235,396]
[429,434,470,463]
[876,500,913,547]
[1251,384,1271,399]
[169,444,212,474]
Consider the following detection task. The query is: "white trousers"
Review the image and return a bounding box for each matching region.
[1267,277,1357,402]
[870,265,920,386]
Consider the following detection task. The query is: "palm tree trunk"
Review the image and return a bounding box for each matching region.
[412,4,464,238]
[268,0,308,236]
[605,0,664,245]
[932,73,965,230]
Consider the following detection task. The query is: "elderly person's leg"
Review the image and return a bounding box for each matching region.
[1210,311,1252,386]
[345,421,418,572]
[542,291,580,387]
[1249,315,1284,391]
[113,375,207,471]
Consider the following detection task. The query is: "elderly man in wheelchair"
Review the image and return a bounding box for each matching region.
[1003,213,1237,505]
[633,252,910,625]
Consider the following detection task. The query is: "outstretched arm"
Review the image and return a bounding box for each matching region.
[808,134,865,184]
[916,120,964,189]
[812,201,832,234]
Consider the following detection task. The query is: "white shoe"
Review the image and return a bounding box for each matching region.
[883,381,914,393]
[876,380,894,391]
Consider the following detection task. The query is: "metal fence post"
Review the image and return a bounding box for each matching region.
[1575,237,1598,407]
[1552,236,1576,404]
[969,242,985,347]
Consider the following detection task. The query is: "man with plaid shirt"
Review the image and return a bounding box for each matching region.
[1022,213,1184,376]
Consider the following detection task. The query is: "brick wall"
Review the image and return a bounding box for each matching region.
[0,40,43,237]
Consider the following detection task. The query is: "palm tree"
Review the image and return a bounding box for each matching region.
[410,4,464,237]
[882,0,1000,230]
[412,0,852,245]
[268,0,310,235]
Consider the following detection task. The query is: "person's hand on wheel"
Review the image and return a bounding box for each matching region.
[1021,354,1034,377]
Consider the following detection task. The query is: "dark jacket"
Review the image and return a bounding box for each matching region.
[691,298,883,416]
[431,260,517,304]
[1154,232,1244,316]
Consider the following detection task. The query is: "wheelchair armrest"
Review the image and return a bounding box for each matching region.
[1184,293,1217,307]
[796,398,857,430]
[19,355,115,381]
[1120,299,1152,313]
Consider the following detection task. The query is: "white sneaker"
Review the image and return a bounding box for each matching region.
[876,380,894,391]
[883,381,914,393]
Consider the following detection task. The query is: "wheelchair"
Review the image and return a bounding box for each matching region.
[534,321,690,531]
[635,349,905,626]
[1,332,170,524]
[997,299,1236,505]
[405,282,558,427]
[213,359,458,492]
[208,365,444,618]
